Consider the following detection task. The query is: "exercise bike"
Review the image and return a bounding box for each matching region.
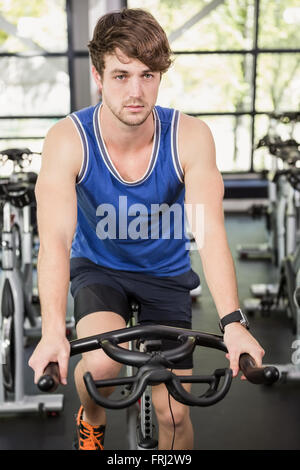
[0,148,64,415]
[262,265,300,384]
[242,170,300,382]
[263,172,300,383]
[243,139,300,319]
[237,112,300,263]
[38,300,279,450]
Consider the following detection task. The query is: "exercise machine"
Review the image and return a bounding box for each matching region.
[0,148,64,415]
[243,137,300,318]
[237,112,300,262]
[38,300,279,450]
[244,161,300,318]
[263,254,300,384]
[243,171,300,382]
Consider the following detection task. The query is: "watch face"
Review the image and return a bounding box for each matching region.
[240,311,249,327]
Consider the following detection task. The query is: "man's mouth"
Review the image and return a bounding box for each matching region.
[124,104,144,112]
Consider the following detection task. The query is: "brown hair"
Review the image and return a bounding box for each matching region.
[87,8,172,77]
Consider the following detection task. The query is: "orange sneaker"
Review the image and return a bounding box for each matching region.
[74,406,105,450]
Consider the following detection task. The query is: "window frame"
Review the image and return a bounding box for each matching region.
[128,0,300,173]
[0,0,74,143]
[1,0,299,173]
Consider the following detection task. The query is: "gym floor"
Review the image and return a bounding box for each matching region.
[1,213,300,450]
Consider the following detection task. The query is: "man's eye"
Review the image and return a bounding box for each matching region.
[115,75,126,80]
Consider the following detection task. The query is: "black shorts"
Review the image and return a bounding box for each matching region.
[70,257,200,369]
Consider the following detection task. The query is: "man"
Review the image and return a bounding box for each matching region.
[29,8,264,450]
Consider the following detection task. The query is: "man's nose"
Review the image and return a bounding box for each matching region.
[128,77,143,98]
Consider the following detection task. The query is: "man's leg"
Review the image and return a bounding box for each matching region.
[152,369,194,450]
[74,310,127,427]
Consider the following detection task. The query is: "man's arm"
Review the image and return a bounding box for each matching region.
[28,117,82,384]
[180,114,265,377]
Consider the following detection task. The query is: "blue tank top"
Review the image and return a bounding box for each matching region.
[68,103,191,277]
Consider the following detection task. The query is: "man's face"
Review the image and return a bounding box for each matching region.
[93,49,161,127]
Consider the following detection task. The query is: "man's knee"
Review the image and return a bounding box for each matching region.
[153,370,192,430]
[75,310,127,381]
[80,350,121,381]
[155,397,190,429]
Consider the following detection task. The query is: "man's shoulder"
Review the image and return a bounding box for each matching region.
[179,112,211,135]
[47,102,99,145]
[178,113,216,171]
[46,116,79,142]
[43,117,82,168]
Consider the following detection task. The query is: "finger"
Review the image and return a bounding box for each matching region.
[250,347,265,368]
[28,354,50,384]
[58,356,69,385]
[229,352,240,377]
[34,363,48,385]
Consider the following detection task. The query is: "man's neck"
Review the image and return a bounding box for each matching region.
[100,104,155,154]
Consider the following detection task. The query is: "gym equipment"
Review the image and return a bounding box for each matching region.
[186,221,202,300]
[237,113,300,382]
[190,282,202,299]
[237,112,300,262]
[0,155,40,336]
[0,148,64,415]
[244,159,300,320]
[278,242,300,335]
[241,114,300,315]
[242,171,300,382]
[38,300,279,450]
[236,138,276,262]
[262,260,300,384]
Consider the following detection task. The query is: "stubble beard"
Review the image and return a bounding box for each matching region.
[106,100,154,127]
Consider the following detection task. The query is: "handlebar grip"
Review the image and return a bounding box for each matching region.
[239,354,279,385]
[37,362,60,392]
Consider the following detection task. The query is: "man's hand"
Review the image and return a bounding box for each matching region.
[28,333,70,386]
[223,323,265,378]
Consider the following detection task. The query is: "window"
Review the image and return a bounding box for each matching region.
[0,0,69,172]
[127,0,300,173]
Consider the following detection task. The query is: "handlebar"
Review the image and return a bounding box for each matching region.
[256,136,300,164]
[269,112,300,123]
[37,324,279,409]
[0,148,38,206]
[0,148,41,181]
[0,148,41,161]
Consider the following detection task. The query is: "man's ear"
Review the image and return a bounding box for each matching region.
[91,65,103,93]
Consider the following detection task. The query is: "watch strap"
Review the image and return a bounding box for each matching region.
[219,309,249,333]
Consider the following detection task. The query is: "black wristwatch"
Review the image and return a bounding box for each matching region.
[219,309,250,333]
